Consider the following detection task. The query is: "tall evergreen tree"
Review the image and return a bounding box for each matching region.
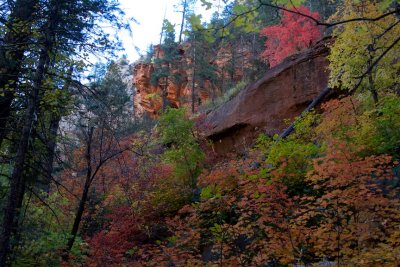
[0,0,128,264]
[0,0,39,147]
[151,20,181,112]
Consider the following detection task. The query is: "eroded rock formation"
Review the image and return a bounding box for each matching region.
[133,45,192,117]
[133,62,162,118]
[132,44,249,117]
[203,38,332,154]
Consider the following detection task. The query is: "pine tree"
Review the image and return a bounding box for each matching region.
[0,0,128,264]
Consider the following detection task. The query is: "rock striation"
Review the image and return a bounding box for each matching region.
[132,44,249,117]
[203,38,332,154]
[133,45,198,118]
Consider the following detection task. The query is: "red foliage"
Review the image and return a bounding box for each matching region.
[87,205,140,266]
[260,6,322,67]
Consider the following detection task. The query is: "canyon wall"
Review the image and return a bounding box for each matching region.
[203,38,332,154]
[132,44,249,118]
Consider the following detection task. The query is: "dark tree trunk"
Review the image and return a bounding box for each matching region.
[43,67,73,192]
[65,127,94,254]
[178,0,187,44]
[42,115,61,192]
[368,72,378,104]
[162,76,168,112]
[0,0,38,147]
[280,87,331,139]
[0,47,49,266]
[191,34,196,114]
[0,1,59,264]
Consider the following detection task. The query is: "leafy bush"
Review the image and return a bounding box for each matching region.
[260,6,322,67]
[354,95,400,157]
[12,192,86,267]
[158,108,204,187]
[256,111,323,194]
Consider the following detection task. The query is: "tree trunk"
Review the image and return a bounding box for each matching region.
[279,87,331,139]
[65,127,94,254]
[0,1,59,263]
[368,72,378,104]
[43,67,73,193]
[42,115,61,192]
[162,76,168,112]
[0,47,50,267]
[191,34,196,114]
[178,0,187,44]
[0,0,38,146]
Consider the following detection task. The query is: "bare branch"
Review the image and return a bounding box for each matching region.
[258,0,399,28]
[26,187,67,238]
[355,35,400,80]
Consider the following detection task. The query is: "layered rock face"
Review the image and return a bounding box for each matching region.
[132,44,249,117]
[203,38,331,154]
[133,62,162,118]
[133,45,197,117]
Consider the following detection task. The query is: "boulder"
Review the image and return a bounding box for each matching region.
[204,38,331,154]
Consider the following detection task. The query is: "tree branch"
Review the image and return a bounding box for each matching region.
[258,0,399,28]
[354,35,400,80]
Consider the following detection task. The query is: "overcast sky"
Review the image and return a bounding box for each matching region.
[117,0,220,62]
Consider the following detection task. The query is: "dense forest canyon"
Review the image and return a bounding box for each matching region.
[0,0,399,266]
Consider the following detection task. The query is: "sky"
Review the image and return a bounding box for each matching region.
[117,0,221,62]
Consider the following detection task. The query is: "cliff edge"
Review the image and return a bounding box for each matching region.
[204,38,332,153]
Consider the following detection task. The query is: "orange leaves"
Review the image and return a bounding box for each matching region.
[305,139,400,263]
[198,167,238,193]
[82,105,400,266]
[316,96,360,140]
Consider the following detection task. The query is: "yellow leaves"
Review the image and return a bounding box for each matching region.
[275,0,306,7]
[328,1,400,97]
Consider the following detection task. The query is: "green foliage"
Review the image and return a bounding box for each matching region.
[162,19,175,33]
[159,108,194,145]
[40,88,73,116]
[200,0,212,10]
[282,0,306,6]
[292,109,321,141]
[150,179,192,215]
[256,111,323,193]
[12,192,85,266]
[151,23,180,88]
[328,1,400,100]
[254,133,273,154]
[81,61,134,135]
[354,94,400,157]
[200,185,222,200]
[158,108,204,187]
[267,140,321,191]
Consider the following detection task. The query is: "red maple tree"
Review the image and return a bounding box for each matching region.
[260,6,322,67]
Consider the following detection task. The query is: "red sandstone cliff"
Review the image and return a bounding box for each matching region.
[203,38,332,153]
[132,44,248,117]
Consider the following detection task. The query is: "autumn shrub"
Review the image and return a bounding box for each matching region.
[127,134,400,266]
[316,96,361,141]
[306,140,400,265]
[317,94,400,158]
[87,205,147,266]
